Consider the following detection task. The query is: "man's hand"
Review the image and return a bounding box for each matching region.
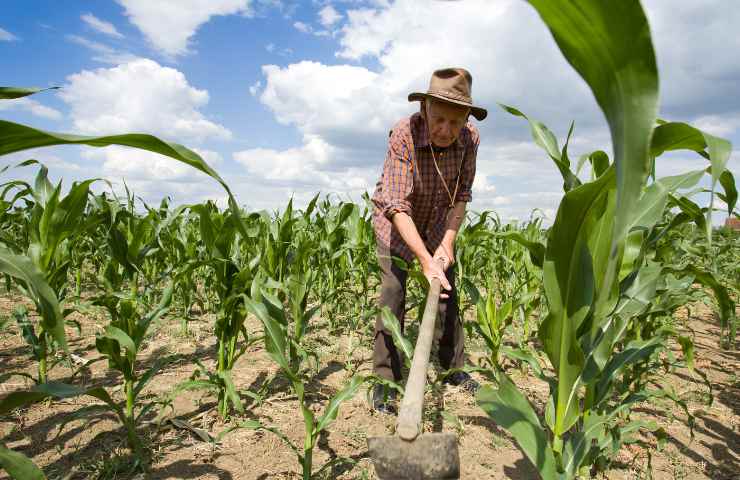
[421,256,452,299]
[432,242,455,271]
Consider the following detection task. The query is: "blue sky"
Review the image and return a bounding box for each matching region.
[1,0,738,221]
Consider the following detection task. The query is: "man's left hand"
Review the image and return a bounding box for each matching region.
[432,242,455,271]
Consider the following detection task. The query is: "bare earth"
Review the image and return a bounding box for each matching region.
[0,292,737,480]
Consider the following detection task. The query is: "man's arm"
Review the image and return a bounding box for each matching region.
[434,201,467,268]
[392,212,452,296]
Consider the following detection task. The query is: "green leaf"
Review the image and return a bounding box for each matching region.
[0,391,51,414]
[0,86,58,100]
[650,122,708,159]
[477,375,557,479]
[500,346,545,381]
[217,370,244,414]
[671,265,736,348]
[589,151,610,179]
[594,338,663,406]
[244,296,295,380]
[495,231,545,268]
[631,170,705,231]
[0,444,46,480]
[677,336,695,371]
[315,375,365,434]
[499,103,581,192]
[102,326,137,363]
[0,119,247,237]
[380,306,413,367]
[719,170,737,215]
[649,121,733,240]
[133,357,172,399]
[0,382,118,416]
[0,248,66,353]
[702,132,732,240]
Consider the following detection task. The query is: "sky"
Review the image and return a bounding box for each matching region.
[1,0,738,222]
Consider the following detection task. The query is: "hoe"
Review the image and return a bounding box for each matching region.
[368,263,461,479]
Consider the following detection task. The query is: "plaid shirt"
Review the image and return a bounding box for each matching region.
[372,112,479,262]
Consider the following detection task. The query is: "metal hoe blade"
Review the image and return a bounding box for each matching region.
[367,432,460,479]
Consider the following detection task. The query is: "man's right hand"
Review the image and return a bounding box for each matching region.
[421,256,452,299]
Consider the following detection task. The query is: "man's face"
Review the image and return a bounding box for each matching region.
[424,100,470,148]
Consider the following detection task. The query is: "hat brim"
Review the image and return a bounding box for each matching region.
[408,92,487,121]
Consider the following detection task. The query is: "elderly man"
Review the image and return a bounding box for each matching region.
[370,68,486,414]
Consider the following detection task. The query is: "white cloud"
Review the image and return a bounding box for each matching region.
[265,42,293,57]
[235,134,333,181]
[691,114,740,138]
[117,0,253,57]
[81,13,124,39]
[234,134,373,192]
[293,21,312,34]
[644,1,740,118]
[249,80,262,96]
[0,97,62,120]
[472,175,496,194]
[259,61,400,144]
[318,5,342,27]
[0,27,18,42]
[65,34,139,64]
[292,20,330,37]
[59,59,231,142]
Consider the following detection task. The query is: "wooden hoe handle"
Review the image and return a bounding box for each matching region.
[396,261,444,441]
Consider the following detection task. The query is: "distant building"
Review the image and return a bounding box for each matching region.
[725,217,740,231]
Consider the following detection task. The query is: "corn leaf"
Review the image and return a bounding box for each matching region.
[0,444,46,480]
[0,120,247,237]
[499,104,581,192]
[315,375,365,434]
[495,231,545,268]
[0,86,57,100]
[0,248,66,353]
[477,375,557,479]
[649,122,733,239]
[380,306,413,366]
[719,170,737,215]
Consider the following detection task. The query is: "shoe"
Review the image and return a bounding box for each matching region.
[443,371,480,393]
[372,383,397,415]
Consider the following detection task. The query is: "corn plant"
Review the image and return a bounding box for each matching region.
[155,203,204,333]
[0,164,97,382]
[93,284,174,461]
[245,273,366,479]
[476,1,736,478]
[0,250,66,383]
[185,203,263,418]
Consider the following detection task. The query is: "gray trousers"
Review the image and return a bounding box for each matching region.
[373,246,466,381]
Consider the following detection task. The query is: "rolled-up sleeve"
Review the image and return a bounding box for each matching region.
[379,128,415,219]
[455,124,479,203]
